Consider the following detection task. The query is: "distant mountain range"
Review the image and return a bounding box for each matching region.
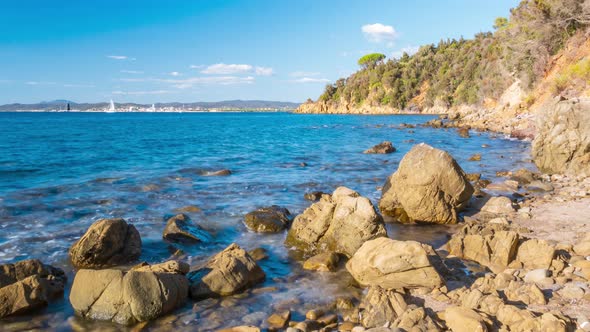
[0,99,301,111]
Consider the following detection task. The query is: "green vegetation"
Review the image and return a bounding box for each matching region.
[317,0,590,110]
[357,53,386,69]
[553,57,590,93]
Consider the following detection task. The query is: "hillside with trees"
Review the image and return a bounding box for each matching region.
[297,0,590,134]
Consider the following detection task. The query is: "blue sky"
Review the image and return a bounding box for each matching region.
[0,0,519,104]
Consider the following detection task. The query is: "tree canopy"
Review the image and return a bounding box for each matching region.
[357,53,386,69]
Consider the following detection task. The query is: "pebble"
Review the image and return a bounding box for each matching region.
[524,269,550,283]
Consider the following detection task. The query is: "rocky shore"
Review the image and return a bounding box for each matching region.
[1,99,589,331]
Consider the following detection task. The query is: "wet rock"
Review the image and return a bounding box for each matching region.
[485,180,519,192]
[189,243,265,300]
[447,223,519,273]
[363,141,396,154]
[303,252,339,272]
[306,309,324,320]
[218,326,261,332]
[480,196,516,215]
[457,127,470,138]
[466,173,481,182]
[173,205,202,213]
[286,187,386,258]
[515,239,555,270]
[526,180,554,192]
[532,97,590,176]
[444,307,487,332]
[202,169,232,176]
[347,237,444,290]
[0,259,66,318]
[469,154,482,161]
[304,191,325,201]
[424,119,443,128]
[379,143,473,224]
[359,286,407,328]
[247,248,268,261]
[69,260,189,325]
[244,206,291,233]
[267,310,291,329]
[510,168,539,185]
[69,218,142,268]
[163,214,211,243]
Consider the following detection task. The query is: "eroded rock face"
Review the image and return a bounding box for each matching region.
[163,214,211,243]
[189,243,265,300]
[69,218,142,268]
[532,97,590,176]
[69,260,189,325]
[447,223,519,273]
[0,259,66,318]
[379,143,473,224]
[346,237,444,290]
[285,187,387,258]
[244,206,291,233]
[360,286,407,328]
[363,141,396,154]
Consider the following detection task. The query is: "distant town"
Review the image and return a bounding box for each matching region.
[0,100,301,112]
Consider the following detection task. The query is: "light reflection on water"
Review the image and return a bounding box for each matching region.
[0,112,533,330]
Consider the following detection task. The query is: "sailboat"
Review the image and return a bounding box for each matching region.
[106,99,116,113]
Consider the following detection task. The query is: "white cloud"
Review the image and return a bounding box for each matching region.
[362,23,398,46]
[290,71,321,77]
[201,63,253,75]
[170,71,181,76]
[120,70,144,74]
[107,55,136,60]
[118,75,256,89]
[189,64,205,69]
[391,46,420,59]
[200,63,274,76]
[112,90,172,95]
[63,84,95,88]
[255,66,274,76]
[292,77,331,83]
[26,81,55,85]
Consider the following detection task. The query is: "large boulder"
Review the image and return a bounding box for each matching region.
[189,243,265,300]
[532,97,590,176]
[69,218,142,268]
[346,237,444,290]
[285,187,387,258]
[447,223,519,273]
[163,214,211,243]
[69,260,189,325]
[379,143,473,224]
[244,206,291,233]
[0,259,66,318]
[444,307,488,332]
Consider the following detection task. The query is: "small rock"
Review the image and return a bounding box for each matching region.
[524,269,550,284]
[469,154,482,161]
[173,205,201,213]
[457,127,470,138]
[304,191,325,201]
[489,217,510,225]
[247,248,268,261]
[363,141,396,154]
[244,206,291,233]
[558,284,586,299]
[202,169,231,176]
[163,214,211,243]
[480,196,516,215]
[444,306,487,332]
[303,252,339,272]
[306,309,324,320]
[267,310,291,329]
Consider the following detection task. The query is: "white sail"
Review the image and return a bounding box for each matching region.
[108,99,116,112]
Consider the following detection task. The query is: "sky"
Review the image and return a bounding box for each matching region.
[0,0,520,104]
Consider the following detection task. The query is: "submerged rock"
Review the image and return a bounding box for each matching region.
[163,214,211,243]
[532,97,590,176]
[69,260,189,325]
[303,252,339,272]
[202,169,232,176]
[379,143,473,224]
[286,187,386,258]
[363,141,396,154]
[189,243,265,300]
[346,237,444,290]
[69,218,142,268]
[244,206,291,233]
[0,259,66,318]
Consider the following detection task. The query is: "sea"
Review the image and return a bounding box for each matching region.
[0,112,533,330]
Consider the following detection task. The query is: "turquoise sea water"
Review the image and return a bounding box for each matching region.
[0,112,533,330]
